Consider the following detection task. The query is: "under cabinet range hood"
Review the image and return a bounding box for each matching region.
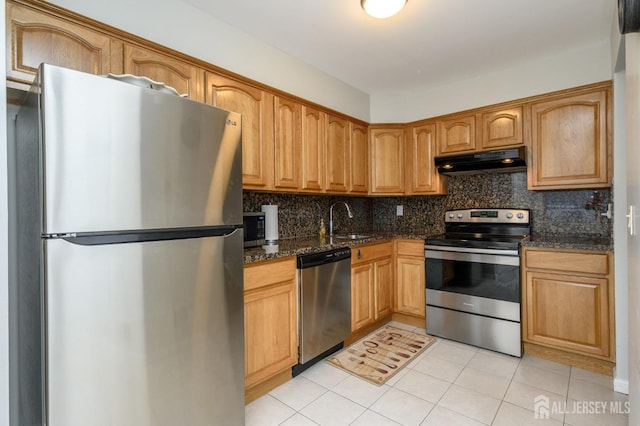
[435,147,526,175]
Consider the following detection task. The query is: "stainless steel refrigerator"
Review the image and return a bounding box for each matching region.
[10,64,245,425]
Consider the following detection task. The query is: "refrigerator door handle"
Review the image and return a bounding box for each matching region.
[54,226,243,246]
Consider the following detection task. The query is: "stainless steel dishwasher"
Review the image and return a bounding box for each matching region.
[293,247,351,375]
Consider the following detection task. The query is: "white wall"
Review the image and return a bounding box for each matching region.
[611,11,630,394]
[614,68,630,395]
[624,32,640,424]
[46,0,372,122]
[1,0,9,423]
[370,41,613,123]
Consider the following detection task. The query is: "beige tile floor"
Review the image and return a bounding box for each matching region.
[245,322,629,426]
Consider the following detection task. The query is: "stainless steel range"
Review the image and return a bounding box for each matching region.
[424,209,530,357]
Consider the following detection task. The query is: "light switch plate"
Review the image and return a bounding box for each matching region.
[396,205,403,216]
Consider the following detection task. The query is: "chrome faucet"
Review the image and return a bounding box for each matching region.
[329,202,354,237]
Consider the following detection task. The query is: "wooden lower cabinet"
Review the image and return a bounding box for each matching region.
[394,240,425,319]
[350,242,393,332]
[374,258,393,319]
[351,262,375,331]
[522,248,614,361]
[243,257,297,391]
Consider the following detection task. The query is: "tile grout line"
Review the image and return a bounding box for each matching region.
[258,324,622,426]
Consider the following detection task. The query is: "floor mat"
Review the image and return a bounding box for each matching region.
[326,325,436,385]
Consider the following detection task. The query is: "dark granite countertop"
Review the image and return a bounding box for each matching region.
[244,232,613,263]
[243,233,429,263]
[521,234,613,252]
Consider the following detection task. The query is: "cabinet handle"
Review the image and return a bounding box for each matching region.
[357,249,362,259]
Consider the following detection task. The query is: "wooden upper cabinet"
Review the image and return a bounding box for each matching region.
[350,123,369,194]
[300,106,325,192]
[370,127,405,194]
[206,73,274,190]
[529,87,610,190]
[437,114,477,155]
[273,96,301,190]
[406,123,446,195]
[6,2,117,91]
[325,114,350,193]
[481,106,524,149]
[123,44,204,102]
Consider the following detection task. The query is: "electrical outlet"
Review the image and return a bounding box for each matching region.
[396,205,403,216]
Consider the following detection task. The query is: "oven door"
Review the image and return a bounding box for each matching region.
[424,246,520,321]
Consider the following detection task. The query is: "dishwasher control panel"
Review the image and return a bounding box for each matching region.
[297,247,351,269]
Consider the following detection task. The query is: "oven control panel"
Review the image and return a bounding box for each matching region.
[445,209,529,224]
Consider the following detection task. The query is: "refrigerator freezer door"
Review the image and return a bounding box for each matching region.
[38,64,242,234]
[44,230,244,425]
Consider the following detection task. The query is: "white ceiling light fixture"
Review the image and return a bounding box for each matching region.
[361,0,408,19]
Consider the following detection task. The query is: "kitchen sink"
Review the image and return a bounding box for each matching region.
[332,233,372,240]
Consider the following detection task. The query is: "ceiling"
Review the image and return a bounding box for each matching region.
[182,0,615,96]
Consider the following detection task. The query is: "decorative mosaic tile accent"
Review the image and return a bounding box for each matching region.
[371,172,612,238]
[242,192,373,239]
[243,172,613,240]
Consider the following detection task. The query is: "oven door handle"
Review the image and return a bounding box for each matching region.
[424,244,519,257]
[424,248,520,266]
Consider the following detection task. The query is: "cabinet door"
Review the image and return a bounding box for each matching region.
[7,2,115,90]
[529,89,609,189]
[325,114,350,193]
[406,123,446,195]
[370,127,405,194]
[374,258,393,319]
[123,44,204,101]
[350,123,369,194]
[481,106,524,149]
[437,114,477,155]
[206,73,273,190]
[395,257,426,317]
[244,280,297,388]
[524,271,610,358]
[273,96,301,190]
[351,263,375,331]
[301,106,324,192]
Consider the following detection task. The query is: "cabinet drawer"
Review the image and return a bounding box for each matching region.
[396,240,424,257]
[525,250,609,275]
[244,257,296,291]
[351,242,392,265]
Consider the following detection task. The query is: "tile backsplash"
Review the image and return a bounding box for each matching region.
[243,172,613,239]
[243,192,372,239]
